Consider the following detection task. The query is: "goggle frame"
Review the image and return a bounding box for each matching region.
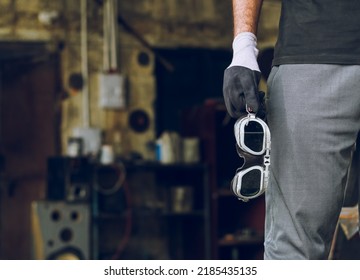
[231,113,271,202]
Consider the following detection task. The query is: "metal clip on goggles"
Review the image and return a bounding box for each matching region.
[231,113,271,202]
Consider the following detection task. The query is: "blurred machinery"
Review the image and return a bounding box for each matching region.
[46,157,93,202]
[31,156,93,260]
[31,155,129,260]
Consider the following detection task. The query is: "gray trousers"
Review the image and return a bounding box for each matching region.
[264,64,360,259]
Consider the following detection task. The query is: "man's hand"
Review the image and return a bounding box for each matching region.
[223,32,265,119]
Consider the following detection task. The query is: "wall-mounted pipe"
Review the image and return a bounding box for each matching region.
[103,0,118,72]
[103,0,110,71]
[110,0,118,70]
[81,0,90,128]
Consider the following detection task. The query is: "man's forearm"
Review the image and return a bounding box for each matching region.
[232,0,263,36]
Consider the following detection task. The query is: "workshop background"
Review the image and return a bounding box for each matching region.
[0,0,358,260]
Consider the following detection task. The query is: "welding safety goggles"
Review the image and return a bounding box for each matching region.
[231,113,271,202]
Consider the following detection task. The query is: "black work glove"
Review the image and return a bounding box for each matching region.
[223,66,266,119]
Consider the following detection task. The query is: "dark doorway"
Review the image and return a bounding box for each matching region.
[154,48,232,136]
[0,42,62,259]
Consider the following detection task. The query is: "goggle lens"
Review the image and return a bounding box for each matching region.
[244,120,264,154]
[239,169,262,197]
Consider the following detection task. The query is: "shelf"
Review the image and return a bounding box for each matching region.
[94,211,128,220]
[218,235,264,247]
[217,188,234,197]
[93,157,211,260]
[162,210,204,218]
[181,103,265,259]
[116,159,207,172]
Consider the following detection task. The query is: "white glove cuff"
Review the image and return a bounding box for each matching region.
[228,32,260,72]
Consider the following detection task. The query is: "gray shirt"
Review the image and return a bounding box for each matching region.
[273,0,360,66]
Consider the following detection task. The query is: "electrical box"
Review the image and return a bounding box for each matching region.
[98,72,126,109]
